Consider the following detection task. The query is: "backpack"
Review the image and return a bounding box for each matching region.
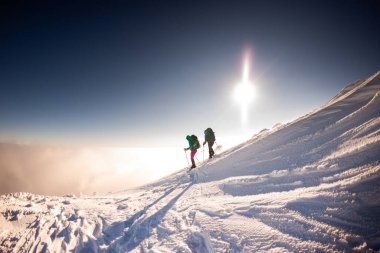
[190,135,200,149]
[204,128,215,142]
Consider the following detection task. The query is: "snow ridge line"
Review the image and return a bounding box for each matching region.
[335,90,380,125]
[285,70,380,129]
[324,70,380,109]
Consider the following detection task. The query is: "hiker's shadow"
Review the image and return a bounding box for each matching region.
[119,183,192,250]
[99,182,193,251]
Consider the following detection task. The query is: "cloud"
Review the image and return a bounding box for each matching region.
[0,143,179,196]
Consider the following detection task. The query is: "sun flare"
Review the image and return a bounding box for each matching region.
[234,49,256,127]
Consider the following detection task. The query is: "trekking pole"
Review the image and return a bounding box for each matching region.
[214,140,221,154]
[215,140,220,149]
[202,144,205,162]
[184,150,189,166]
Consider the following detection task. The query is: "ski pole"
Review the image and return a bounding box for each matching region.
[184,150,189,166]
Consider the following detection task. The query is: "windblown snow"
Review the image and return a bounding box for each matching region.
[1,71,380,252]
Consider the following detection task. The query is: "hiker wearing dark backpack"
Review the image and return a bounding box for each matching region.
[184,135,200,169]
[203,127,216,159]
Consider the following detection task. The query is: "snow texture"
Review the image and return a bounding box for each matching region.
[1,71,380,252]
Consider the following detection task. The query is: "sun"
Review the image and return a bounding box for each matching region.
[234,81,255,106]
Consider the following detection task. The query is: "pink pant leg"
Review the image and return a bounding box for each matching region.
[190,150,197,160]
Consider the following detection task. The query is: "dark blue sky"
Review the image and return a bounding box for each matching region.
[1,0,379,146]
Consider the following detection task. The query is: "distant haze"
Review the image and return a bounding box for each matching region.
[0,143,185,195]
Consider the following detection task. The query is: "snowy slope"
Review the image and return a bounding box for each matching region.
[1,71,380,252]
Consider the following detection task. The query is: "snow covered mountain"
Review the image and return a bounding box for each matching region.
[1,71,380,252]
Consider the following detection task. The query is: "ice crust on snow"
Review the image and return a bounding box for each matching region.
[1,71,380,252]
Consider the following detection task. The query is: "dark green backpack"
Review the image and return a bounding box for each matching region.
[190,135,200,149]
[204,128,215,142]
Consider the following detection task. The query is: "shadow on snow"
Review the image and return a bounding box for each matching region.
[97,181,193,252]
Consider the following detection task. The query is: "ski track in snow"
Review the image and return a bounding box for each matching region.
[1,71,380,252]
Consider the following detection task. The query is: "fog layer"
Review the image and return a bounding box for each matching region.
[0,143,184,195]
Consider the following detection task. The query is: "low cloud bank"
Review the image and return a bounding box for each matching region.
[0,143,184,196]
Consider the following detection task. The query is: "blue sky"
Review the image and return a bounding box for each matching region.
[1,0,380,147]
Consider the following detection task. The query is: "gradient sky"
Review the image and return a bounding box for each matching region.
[1,0,380,147]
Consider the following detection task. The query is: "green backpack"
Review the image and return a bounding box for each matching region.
[204,128,215,142]
[190,135,200,149]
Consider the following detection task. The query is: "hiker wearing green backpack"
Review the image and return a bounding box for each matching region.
[203,127,216,159]
[184,135,200,169]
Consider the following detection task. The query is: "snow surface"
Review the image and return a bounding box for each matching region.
[1,71,380,252]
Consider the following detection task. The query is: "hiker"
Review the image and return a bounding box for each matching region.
[203,127,216,159]
[184,135,200,169]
